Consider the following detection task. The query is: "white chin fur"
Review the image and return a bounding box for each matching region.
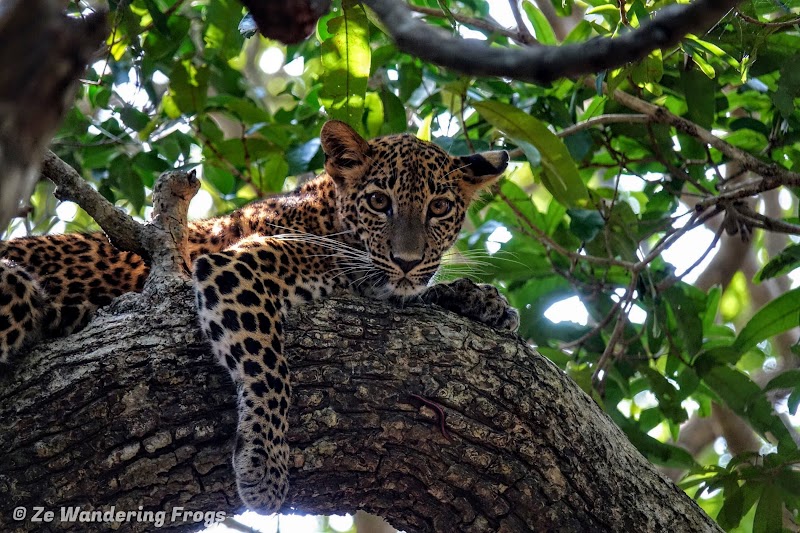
[386,279,426,298]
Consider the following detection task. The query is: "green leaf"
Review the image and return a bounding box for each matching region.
[725,129,769,152]
[474,100,589,207]
[563,20,591,44]
[203,164,235,195]
[734,287,800,354]
[111,156,145,212]
[774,56,800,117]
[753,484,783,533]
[363,91,384,138]
[119,106,150,132]
[379,90,407,134]
[567,208,604,242]
[698,365,797,452]
[252,152,289,194]
[663,284,705,357]
[611,411,698,469]
[764,369,800,393]
[205,0,245,60]
[286,138,321,175]
[631,50,663,86]
[684,41,716,79]
[681,67,715,129]
[716,480,745,530]
[142,0,170,35]
[167,60,210,115]
[522,1,556,45]
[319,0,370,129]
[417,113,433,141]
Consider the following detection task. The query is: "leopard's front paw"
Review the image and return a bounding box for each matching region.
[421,278,519,332]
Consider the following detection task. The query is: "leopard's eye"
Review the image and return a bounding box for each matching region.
[428,198,453,218]
[367,191,391,213]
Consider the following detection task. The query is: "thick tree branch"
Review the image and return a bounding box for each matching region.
[0,0,106,230]
[0,287,721,532]
[364,0,739,84]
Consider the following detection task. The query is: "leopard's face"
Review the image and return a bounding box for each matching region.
[320,121,508,298]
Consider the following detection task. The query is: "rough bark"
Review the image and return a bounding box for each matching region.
[0,0,106,230]
[0,286,721,533]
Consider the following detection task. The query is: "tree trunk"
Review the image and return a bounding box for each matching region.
[0,284,721,532]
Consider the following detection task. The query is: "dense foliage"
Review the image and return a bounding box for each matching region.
[7,0,800,530]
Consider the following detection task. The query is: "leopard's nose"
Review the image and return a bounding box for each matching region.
[390,254,422,273]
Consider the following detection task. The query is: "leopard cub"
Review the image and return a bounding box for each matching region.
[0,120,518,514]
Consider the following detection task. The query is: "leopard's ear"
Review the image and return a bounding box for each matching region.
[456,150,509,192]
[320,120,371,184]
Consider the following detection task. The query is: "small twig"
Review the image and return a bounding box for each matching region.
[618,0,630,27]
[507,0,538,45]
[594,78,800,199]
[655,222,724,291]
[407,3,536,45]
[507,113,651,159]
[735,8,800,28]
[635,208,721,271]
[733,204,800,236]
[560,295,625,350]
[145,169,200,280]
[195,128,266,197]
[497,190,637,270]
[560,114,650,137]
[592,272,639,385]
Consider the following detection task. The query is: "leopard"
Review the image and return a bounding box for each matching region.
[0,120,519,513]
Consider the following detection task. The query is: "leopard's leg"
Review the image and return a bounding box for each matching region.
[0,259,46,365]
[192,236,342,513]
[418,277,520,332]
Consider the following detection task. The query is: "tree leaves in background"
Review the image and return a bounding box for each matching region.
[319,0,370,129]
[9,1,800,530]
[473,100,589,207]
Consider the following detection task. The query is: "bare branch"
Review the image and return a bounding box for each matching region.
[41,151,147,258]
[141,170,200,292]
[40,152,198,284]
[407,3,535,44]
[595,81,800,209]
[507,0,538,45]
[364,0,740,84]
[735,8,800,28]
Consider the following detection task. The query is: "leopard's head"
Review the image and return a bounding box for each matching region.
[321,120,508,298]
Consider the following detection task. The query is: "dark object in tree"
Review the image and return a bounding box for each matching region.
[0,0,106,230]
[238,0,331,44]
[0,286,722,532]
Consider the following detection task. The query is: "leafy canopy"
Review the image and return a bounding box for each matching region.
[9,0,800,530]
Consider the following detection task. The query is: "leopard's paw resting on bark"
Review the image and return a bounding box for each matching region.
[419,278,519,332]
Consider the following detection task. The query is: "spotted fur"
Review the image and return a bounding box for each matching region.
[0,120,518,513]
